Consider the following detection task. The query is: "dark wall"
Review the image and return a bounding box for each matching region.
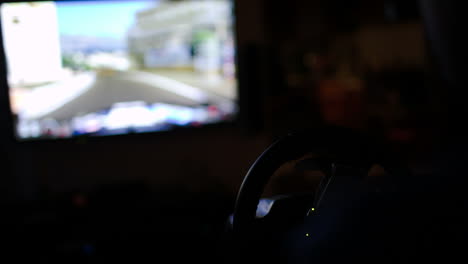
[14,128,268,198]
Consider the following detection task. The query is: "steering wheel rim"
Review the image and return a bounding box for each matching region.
[232,126,409,234]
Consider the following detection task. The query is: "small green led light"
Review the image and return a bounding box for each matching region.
[306,233,309,237]
[307,207,316,216]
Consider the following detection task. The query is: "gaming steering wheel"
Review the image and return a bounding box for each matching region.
[231,126,410,262]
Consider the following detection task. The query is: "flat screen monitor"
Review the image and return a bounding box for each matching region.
[0,0,237,140]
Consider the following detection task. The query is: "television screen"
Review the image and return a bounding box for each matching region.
[0,0,237,140]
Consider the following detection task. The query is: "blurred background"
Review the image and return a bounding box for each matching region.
[0,0,443,262]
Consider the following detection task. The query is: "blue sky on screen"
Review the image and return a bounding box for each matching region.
[56,0,157,38]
